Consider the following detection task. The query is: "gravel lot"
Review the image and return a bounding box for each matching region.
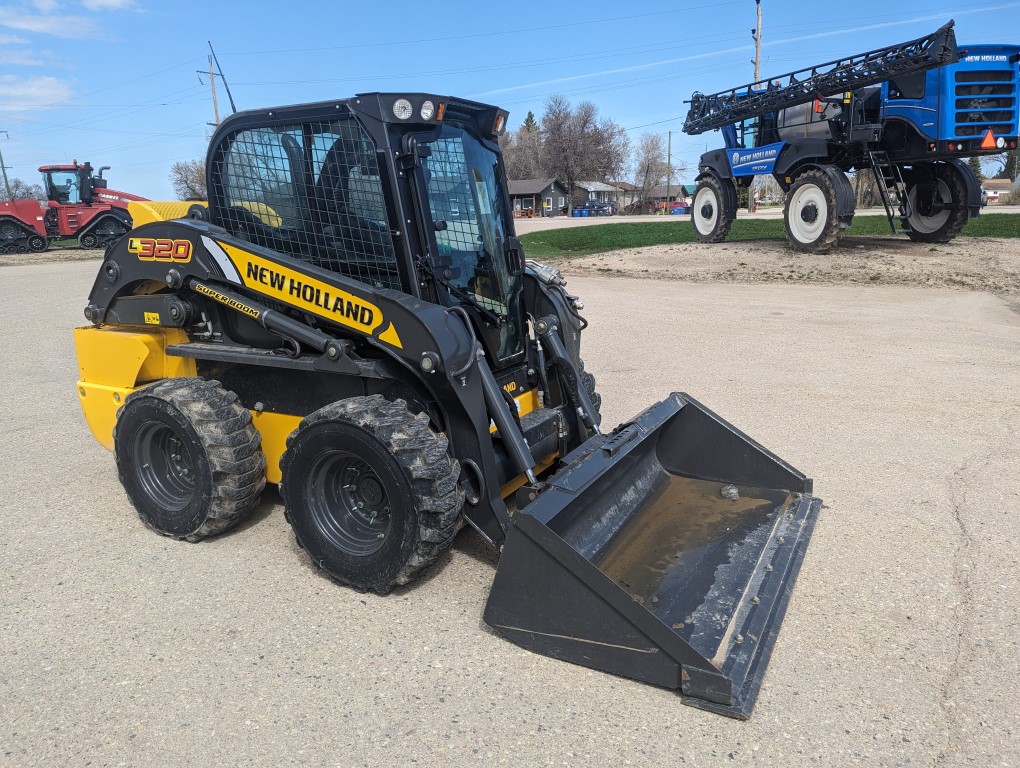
[2,250,1018,767]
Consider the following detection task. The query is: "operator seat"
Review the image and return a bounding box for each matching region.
[313,135,393,274]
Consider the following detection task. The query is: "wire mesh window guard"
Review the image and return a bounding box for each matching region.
[212,119,401,290]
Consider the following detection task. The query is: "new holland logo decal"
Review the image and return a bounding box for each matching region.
[219,242,403,349]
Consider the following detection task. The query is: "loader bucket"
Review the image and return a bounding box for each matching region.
[483,393,821,718]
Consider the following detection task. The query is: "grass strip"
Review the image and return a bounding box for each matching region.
[519,213,1020,259]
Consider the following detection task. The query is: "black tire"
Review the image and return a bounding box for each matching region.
[784,169,842,253]
[78,231,100,249]
[187,204,209,221]
[114,378,266,541]
[28,235,47,252]
[691,176,733,243]
[578,359,602,417]
[904,162,969,243]
[281,395,464,595]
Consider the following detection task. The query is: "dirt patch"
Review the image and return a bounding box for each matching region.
[559,235,1020,297]
[0,246,104,267]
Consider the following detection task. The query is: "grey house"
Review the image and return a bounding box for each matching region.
[508,178,569,217]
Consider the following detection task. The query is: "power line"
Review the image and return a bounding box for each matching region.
[218,4,744,57]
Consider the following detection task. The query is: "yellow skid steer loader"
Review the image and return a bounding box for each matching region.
[74,94,820,717]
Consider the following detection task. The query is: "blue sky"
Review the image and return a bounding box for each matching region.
[1,0,1017,198]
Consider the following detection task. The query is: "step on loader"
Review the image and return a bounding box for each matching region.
[73,94,822,718]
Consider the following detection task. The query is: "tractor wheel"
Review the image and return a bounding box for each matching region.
[79,232,100,249]
[281,395,464,595]
[579,359,602,417]
[113,378,266,541]
[691,176,732,243]
[905,163,969,243]
[28,235,47,253]
[784,169,842,253]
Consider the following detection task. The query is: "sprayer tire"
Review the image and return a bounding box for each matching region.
[691,176,732,243]
[784,169,842,253]
[281,395,464,595]
[905,162,969,243]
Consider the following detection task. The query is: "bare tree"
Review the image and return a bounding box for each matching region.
[632,133,668,204]
[169,159,207,200]
[0,177,45,202]
[541,95,629,203]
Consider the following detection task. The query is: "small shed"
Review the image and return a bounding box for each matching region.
[508,179,569,217]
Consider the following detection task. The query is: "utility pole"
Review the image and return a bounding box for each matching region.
[665,130,672,214]
[208,56,220,125]
[0,131,12,200]
[752,0,763,84]
[749,0,762,213]
[196,43,236,127]
[197,57,221,126]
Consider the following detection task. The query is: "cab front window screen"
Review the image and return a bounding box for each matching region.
[422,127,514,315]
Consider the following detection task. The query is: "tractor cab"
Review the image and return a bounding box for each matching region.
[39,162,108,206]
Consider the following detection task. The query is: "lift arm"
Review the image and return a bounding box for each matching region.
[683,21,959,135]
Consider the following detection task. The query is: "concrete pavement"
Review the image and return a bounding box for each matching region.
[1,260,1018,766]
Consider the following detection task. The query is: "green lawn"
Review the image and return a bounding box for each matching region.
[519,213,1020,259]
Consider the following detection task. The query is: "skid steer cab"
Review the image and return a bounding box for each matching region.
[73,93,821,718]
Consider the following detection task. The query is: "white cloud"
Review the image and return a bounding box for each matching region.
[0,32,30,43]
[0,74,74,110]
[31,0,59,11]
[0,6,101,38]
[81,0,135,9]
[0,49,47,66]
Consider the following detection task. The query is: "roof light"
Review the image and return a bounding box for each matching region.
[493,113,506,133]
[435,102,445,121]
[392,99,413,120]
[420,100,435,120]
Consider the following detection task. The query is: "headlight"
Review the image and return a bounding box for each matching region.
[392,99,413,120]
[420,100,436,120]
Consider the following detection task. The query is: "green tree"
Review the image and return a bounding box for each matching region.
[967,155,985,182]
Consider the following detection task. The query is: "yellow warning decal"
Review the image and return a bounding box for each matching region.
[219,242,402,348]
[143,312,160,325]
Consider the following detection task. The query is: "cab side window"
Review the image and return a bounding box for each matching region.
[211,119,401,290]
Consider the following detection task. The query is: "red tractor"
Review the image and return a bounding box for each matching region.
[1,161,147,252]
[39,161,146,248]
[0,199,49,253]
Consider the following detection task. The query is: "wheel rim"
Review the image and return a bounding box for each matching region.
[80,233,99,248]
[132,420,197,511]
[907,179,952,234]
[787,183,828,244]
[693,186,718,235]
[306,451,391,557]
[1,223,21,241]
[28,236,46,252]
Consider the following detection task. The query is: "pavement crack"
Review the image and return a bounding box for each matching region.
[931,446,992,768]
